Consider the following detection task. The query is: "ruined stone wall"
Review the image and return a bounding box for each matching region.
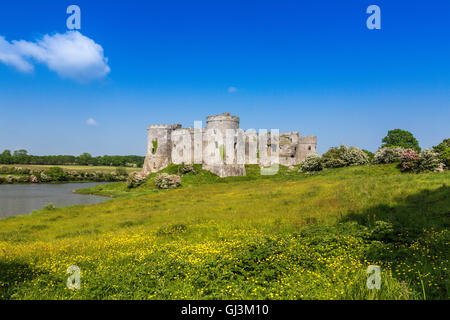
[202,113,246,177]
[143,124,180,174]
[298,136,317,162]
[144,113,317,177]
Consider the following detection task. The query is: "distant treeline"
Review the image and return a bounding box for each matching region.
[0,149,144,167]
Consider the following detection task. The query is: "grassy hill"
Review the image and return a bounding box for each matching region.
[0,164,448,299]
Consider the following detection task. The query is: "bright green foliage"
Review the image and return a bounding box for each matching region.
[381,129,421,153]
[43,167,67,182]
[219,145,225,161]
[322,145,348,168]
[432,138,450,168]
[362,149,374,162]
[151,140,158,155]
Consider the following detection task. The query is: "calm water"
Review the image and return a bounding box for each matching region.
[0,182,110,218]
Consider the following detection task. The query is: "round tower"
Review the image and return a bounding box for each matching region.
[206,112,239,130]
[203,112,245,177]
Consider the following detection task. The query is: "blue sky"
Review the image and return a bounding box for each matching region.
[0,0,449,156]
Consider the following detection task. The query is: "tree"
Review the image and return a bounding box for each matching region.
[0,150,12,164]
[13,149,28,156]
[78,152,93,165]
[381,129,421,152]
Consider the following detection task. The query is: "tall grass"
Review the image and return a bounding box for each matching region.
[0,164,448,300]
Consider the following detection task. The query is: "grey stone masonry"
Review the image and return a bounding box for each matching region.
[143,112,317,177]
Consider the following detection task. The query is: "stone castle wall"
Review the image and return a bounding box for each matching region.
[143,113,317,177]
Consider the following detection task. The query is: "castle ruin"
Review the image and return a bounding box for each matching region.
[143,112,317,177]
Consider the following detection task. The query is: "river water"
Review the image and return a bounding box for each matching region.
[0,182,110,218]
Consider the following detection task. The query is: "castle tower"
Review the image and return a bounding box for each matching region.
[142,113,317,177]
[202,112,246,177]
[143,124,180,174]
[298,135,317,162]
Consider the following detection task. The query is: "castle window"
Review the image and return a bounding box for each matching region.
[308,146,311,151]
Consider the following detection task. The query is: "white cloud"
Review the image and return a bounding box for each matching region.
[0,31,110,82]
[86,118,98,126]
[227,86,238,93]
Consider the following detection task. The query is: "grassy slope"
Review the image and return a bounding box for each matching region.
[0,164,448,300]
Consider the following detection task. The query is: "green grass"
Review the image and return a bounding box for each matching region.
[0,164,448,300]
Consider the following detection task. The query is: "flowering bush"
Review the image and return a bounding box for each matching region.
[400,149,420,172]
[417,149,441,173]
[154,173,181,189]
[126,172,149,188]
[373,147,404,164]
[322,145,347,168]
[341,147,369,166]
[299,154,323,173]
[177,163,198,175]
[39,172,51,182]
[432,138,450,169]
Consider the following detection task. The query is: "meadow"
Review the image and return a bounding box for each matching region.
[0,164,448,300]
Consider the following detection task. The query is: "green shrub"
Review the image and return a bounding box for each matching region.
[115,167,128,176]
[417,149,441,173]
[362,149,374,162]
[43,167,67,181]
[342,147,370,166]
[432,138,450,168]
[322,145,368,168]
[374,147,404,164]
[299,154,323,172]
[322,145,348,168]
[126,172,148,188]
[367,221,396,242]
[154,173,181,189]
[157,223,187,236]
[177,163,198,175]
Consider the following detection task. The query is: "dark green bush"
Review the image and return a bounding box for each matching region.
[322,145,348,168]
[43,167,67,181]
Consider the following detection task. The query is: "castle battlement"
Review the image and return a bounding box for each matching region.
[143,113,317,177]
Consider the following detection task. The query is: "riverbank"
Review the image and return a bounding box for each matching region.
[0,182,111,218]
[0,165,141,184]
